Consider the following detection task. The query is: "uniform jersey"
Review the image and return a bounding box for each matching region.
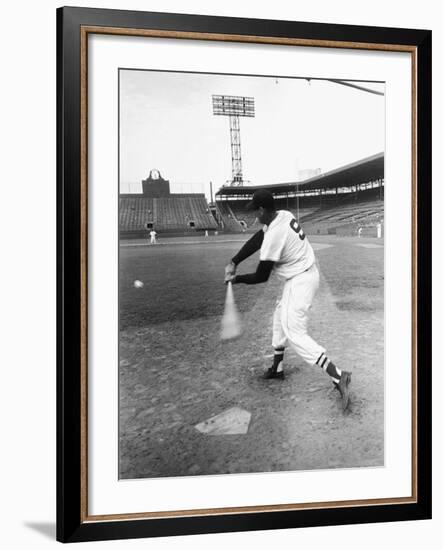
[260,210,315,279]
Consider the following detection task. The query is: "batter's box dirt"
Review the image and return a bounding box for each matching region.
[246,371,295,394]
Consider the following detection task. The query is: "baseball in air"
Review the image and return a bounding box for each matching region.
[134,280,144,288]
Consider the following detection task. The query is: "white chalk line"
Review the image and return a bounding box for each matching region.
[121,241,335,249]
[121,239,244,247]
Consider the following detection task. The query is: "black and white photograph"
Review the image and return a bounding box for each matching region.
[0,0,436,545]
[118,68,385,480]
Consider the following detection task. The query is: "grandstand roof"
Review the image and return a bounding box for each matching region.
[215,152,384,197]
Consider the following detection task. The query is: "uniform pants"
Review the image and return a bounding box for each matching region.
[272,264,325,366]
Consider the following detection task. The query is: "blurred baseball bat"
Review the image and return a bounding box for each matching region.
[220,282,242,340]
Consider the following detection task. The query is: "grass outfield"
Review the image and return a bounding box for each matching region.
[119,235,384,479]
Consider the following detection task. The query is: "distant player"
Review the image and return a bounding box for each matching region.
[224,189,352,410]
[376,222,382,239]
[358,227,363,238]
[149,230,157,244]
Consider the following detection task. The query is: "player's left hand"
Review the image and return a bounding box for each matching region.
[224,261,236,282]
[225,274,237,284]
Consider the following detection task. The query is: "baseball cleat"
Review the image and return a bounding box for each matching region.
[334,371,352,410]
[263,367,284,380]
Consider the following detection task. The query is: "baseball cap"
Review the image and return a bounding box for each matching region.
[246,189,275,211]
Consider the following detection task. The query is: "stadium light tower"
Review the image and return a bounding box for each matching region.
[212,95,255,186]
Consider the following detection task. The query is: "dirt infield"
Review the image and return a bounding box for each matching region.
[119,235,384,479]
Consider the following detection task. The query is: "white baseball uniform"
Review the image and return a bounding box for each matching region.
[260,210,325,366]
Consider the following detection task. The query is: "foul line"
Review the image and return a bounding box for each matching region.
[121,240,336,249]
[121,239,246,247]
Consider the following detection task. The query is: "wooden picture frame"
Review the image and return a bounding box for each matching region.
[57,6,431,543]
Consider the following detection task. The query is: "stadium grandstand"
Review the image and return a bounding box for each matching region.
[119,169,218,238]
[215,152,384,237]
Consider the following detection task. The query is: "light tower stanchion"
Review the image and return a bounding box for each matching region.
[212,95,255,187]
[229,115,242,184]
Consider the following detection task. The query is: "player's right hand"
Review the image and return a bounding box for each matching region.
[224,261,236,283]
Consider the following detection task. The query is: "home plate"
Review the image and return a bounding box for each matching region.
[195,407,251,435]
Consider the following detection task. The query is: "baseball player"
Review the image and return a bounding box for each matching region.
[149,229,157,245]
[224,189,352,410]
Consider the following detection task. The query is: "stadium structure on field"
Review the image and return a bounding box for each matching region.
[215,152,384,238]
[118,153,384,239]
[119,169,218,238]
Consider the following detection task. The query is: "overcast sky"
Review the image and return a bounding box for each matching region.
[119,69,384,198]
